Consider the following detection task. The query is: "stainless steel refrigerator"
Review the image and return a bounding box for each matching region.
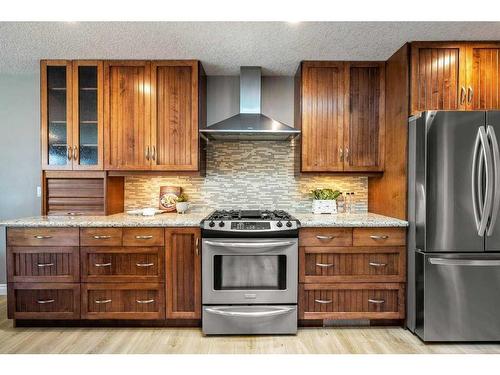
[407,111,500,342]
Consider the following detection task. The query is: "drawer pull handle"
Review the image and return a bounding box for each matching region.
[316,235,336,240]
[314,299,333,304]
[95,299,112,304]
[37,299,55,304]
[316,263,334,268]
[369,235,389,240]
[368,299,385,304]
[93,235,112,239]
[136,263,154,267]
[369,262,387,267]
[136,299,155,304]
[95,262,112,267]
[34,235,52,239]
[135,235,154,240]
[37,263,54,268]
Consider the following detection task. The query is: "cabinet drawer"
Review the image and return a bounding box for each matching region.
[7,228,79,247]
[81,247,164,282]
[300,247,405,283]
[299,228,352,247]
[7,247,80,283]
[81,283,165,319]
[299,283,405,320]
[80,228,123,246]
[123,228,164,246]
[353,228,406,247]
[7,283,80,320]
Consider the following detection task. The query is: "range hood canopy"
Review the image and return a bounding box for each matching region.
[200,67,300,141]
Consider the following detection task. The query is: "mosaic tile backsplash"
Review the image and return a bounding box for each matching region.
[125,141,368,213]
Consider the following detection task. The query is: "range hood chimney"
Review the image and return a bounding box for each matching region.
[199,67,300,141]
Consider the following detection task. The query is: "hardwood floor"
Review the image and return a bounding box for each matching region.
[1,296,499,354]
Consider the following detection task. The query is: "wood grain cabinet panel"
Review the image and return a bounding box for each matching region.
[81,247,163,283]
[104,61,151,170]
[165,228,201,319]
[410,42,467,114]
[151,61,200,171]
[8,283,80,320]
[7,228,79,247]
[300,247,405,283]
[299,228,353,247]
[300,62,345,172]
[7,247,79,283]
[466,44,500,110]
[344,62,385,171]
[299,283,405,320]
[352,228,406,247]
[81,283,165,320]
[122,228,164,246]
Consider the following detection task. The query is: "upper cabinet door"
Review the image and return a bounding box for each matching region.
[72,61,103,170]
[410,42,467,114]
[344,62,385,172]
[41,60,73,170]
[301,62,345,172]
[150,61,200,171]
[466,43,500,110]
[104,61,151,170]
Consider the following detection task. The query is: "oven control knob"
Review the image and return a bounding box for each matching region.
[286,221,293,228]
[219,221,225,227]
[276,221,283,228]
[209,221,215,227]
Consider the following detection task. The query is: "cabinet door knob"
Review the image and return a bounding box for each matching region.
[339,147,344,162]
[460,86,467,105]
[368,299,385,304]
[37,299,55,304]
[370,235,389,240]
[73,145,78,162]
[136,262,154,267]
[468,86,474,104]
[37,263,54,268]
[345,147,350,161]
[195,237,200,256]
[34,235,52,239]
[67,145,72,160]
[314,299,332,304]
[94,262,112,267]
[93,235,112,239]
[95,299,112,304]
[135,235,153,240]
[152,146,156,161]
[316,263,334,268]
[316,235,335,240]
[145,146,150,161]
[136,299,155,304]
[369,262,387,267]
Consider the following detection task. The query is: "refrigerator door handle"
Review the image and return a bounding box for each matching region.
[472,128,482,233]
[474,127,494,236]
[487,125,500,236]
[429,258,500,266]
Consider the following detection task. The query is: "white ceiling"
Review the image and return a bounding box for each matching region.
[1,22,500,75]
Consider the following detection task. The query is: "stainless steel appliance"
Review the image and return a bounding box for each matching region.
[201,210,299,335]
[199,67,300,141]
[407,111,500,341]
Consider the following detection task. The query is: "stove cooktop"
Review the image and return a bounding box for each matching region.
[201,209,300,237]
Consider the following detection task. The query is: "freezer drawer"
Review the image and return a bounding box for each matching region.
[202,305,297,335]
[416,251,500,341]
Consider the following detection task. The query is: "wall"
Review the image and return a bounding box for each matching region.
[0,73,41,284]
[126,76,368,212]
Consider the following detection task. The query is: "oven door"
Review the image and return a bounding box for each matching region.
[202,238,298,304]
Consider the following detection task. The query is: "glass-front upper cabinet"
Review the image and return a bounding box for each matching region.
[72,61,103,169]
[41,60,103,170]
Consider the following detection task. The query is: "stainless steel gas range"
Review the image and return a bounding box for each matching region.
[201,210,300,335]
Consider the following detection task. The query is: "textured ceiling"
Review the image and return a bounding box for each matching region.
[1,22,500,75]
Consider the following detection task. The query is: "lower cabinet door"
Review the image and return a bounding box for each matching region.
[299,283,405,320]
[81,247,163,283]
[8,283,80,320]
[81,283,165,319]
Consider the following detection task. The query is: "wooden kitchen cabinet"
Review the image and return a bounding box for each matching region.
[104,61,151,170]
[41,60,104,170]
[466,43,500,110]
[296,61,385,173]
[165,228,201,319]
[344,62,385,171]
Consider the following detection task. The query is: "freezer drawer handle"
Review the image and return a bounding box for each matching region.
[368,299,385,304]
[205,307,295,318]
[428,258,500,266]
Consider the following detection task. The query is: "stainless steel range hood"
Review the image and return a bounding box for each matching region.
[200,67,300,141]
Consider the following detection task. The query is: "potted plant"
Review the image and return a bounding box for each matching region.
[176,193,189,214]
[311,188,341,214]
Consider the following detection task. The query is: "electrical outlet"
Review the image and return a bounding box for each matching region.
[36,186,42,198]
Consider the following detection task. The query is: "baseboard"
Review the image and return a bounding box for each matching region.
[0,284,6,296]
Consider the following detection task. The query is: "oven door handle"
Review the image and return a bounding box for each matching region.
[204,240,295,249]
[204,307,295,318]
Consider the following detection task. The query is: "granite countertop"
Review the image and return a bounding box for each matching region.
[292,212,408,227]
[1,210,408,228]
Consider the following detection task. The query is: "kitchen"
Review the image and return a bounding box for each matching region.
[1,11,500,369]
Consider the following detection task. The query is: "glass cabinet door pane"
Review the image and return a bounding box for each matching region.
[47,66,68,165]
[77,66,98,166]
